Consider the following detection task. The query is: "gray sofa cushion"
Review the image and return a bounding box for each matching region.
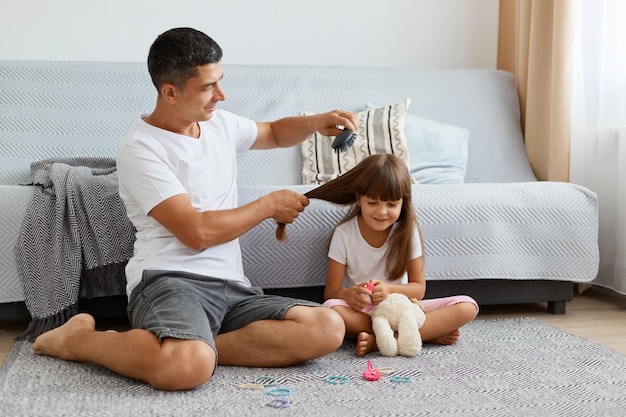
[239,183,598,289]
[0,61,536,186]
[223,65,537,185]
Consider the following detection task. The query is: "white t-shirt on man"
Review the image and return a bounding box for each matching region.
[117,109,257,297]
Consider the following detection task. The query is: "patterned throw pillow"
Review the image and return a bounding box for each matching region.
[301,98,411,185]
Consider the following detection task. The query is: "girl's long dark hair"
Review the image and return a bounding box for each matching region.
[276,153,420,281]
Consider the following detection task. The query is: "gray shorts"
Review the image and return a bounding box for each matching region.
[127,270,320,350]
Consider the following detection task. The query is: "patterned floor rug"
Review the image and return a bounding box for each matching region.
[1,317,625,417]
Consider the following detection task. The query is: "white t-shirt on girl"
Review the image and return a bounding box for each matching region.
[328,216,422,288]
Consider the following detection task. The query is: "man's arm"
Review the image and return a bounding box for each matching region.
[251,110,358,150]
[149,190,309,250]
[148,109,356,250]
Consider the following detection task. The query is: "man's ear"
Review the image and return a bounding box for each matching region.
[160,83,178,104]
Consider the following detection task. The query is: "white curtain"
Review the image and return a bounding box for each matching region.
[570,0,626,294]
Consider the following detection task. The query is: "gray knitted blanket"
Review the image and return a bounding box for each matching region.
[15,157,135,341]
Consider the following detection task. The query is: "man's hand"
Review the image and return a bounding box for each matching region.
[263,190,310,224]
[312,110,359,137]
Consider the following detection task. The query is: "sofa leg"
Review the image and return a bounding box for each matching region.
[547,300,566,314]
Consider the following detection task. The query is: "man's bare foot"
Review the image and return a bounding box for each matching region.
[355,332,377,357]
[32,313,96,360]
[427,329,461,346]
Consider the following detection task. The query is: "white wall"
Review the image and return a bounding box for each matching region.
[0,0,499,68]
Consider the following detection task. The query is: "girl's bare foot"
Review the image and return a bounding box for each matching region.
[427,329,461,345]
[355,332,377,357]
[32,313,96,360]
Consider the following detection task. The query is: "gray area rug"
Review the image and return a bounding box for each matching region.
[1,318,624,416]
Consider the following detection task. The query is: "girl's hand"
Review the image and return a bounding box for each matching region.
[370,280,389,305]
[344,283,372,311]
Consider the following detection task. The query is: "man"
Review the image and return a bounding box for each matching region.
[32,27,358,391]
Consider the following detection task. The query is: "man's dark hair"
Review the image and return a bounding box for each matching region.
[147,27,223,92]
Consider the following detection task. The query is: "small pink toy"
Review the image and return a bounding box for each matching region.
[361,281,375,305]
[363,360,382,381]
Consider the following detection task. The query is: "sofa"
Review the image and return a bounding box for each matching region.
[0,60,599,326]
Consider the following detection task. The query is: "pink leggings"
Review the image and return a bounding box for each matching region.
[322,295,479,315]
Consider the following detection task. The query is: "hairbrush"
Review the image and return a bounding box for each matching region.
[331,127,356,153]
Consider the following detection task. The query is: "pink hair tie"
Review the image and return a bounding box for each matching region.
[363,360,382,381]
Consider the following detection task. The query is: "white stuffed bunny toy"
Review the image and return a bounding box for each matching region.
[370,293,426,357]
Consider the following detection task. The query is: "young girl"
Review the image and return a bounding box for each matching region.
[307,154,479,357]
